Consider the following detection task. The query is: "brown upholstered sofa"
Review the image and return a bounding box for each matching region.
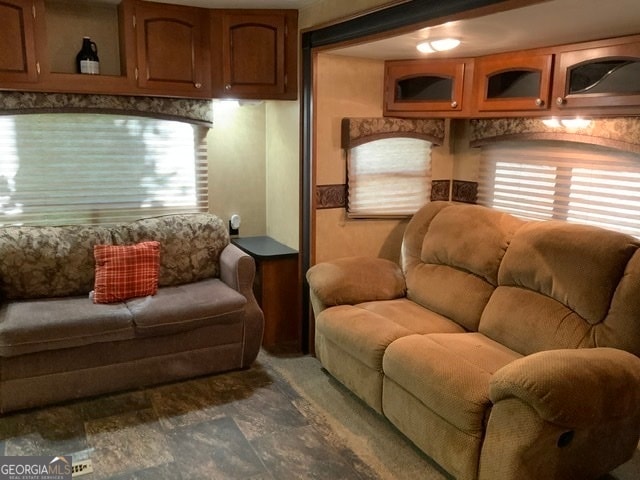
[307,201,640,480]
[0,213,263,413]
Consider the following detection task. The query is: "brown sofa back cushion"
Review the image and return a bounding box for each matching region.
[0,224,113,299]
[479,220,640,355]
[402,202,523,331]
[123,214,228,288]
[0,213,228,300]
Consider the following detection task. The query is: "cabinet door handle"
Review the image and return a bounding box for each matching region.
[535,98,544,107]
[36,62,40,75]
[556,97,566,105]
[451,100,458,109]
[194,82,202,89]
[225,84,232,91]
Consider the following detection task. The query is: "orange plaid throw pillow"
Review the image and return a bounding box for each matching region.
[93,241,160,304]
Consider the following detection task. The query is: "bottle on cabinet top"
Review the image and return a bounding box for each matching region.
[76,37,100,75]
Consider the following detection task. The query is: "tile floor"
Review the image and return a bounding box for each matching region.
[0,353,378,480]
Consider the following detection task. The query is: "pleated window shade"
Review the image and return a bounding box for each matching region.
[347,137,432,218]
[0,113,208,226]
[478,140,640,237]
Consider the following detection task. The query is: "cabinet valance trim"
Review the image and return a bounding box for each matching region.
[469,117,640,154]
[341,117,445,149]
[0,92,213,126]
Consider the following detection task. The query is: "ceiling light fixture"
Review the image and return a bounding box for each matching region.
[416,38,460,53]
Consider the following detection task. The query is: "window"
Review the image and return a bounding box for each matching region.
[347,137,432,218]
[0,113,208,226]
[478,140,640,237]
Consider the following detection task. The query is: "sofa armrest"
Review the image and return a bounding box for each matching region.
[306,256,406,315]
[219,243,264,367]
[490,347,640,428]
[220,243,255,298]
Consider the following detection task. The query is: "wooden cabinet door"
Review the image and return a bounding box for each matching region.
[384,59,467,113]
[0,0,41,83]
[213,11,297,99]
[134,1,210,97]
[554,41,640,109]
[474,52,553,111]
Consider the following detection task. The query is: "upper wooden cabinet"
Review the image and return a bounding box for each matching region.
[211,10,298,100]
[383,34,640,117]
[0,0,43,84]
[0,0,298,100]
[553,39,640,110]
[473,52,553,111]
[133,0,211,97]
[384,59,469,114]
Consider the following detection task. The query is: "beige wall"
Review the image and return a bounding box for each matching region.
[266,101,300,249]
[312,53,457,264]
[314,53,408,263]
[208,102,267,237]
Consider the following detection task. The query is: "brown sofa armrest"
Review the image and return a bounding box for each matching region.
[490,347,640,428]
[306,256,406,315]
[220,243,255,296]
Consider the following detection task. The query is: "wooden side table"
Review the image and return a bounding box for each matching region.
[231,236,301,353]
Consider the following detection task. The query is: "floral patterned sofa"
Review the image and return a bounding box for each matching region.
[0,213,263,413]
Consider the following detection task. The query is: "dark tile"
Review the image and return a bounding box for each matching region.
[3,404,88,457]
[150,377,232,430]
[80,390,151,421]
[206,365,275,404]
[251,424,374,480]
[107,461,183,480]
[167,416,266,479]
[85,408,173,479]
[231,384,308,441]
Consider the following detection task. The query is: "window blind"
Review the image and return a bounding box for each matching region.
[0,113,208,226]
[347,137,432,218]
[478,140,640,237]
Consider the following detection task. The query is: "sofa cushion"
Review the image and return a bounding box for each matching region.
[93,241,161,304]
[383,332,522,435]
[356,299,466,334]
[125,278,246,336]
[123,214,229,287]
[0,297,134,357]
[316,305,412,370]
[403,202,524,332]
[0,224,113,300]
[480,220,639,354]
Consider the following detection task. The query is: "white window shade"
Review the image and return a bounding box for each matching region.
[478,140,640,237]
[347,137,432,218]
[0,114,208,226]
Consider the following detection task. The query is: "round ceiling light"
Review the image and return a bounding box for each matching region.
[416,38,460,53]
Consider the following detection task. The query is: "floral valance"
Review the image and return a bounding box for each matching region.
[341,117,445,148]
[469,117,640,154]
[0,92,213,126]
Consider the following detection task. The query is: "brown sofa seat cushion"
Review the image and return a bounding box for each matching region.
[316,300,465,370]
[0,297,134,357]
[126,278,247,336]
[383,333,522,435]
